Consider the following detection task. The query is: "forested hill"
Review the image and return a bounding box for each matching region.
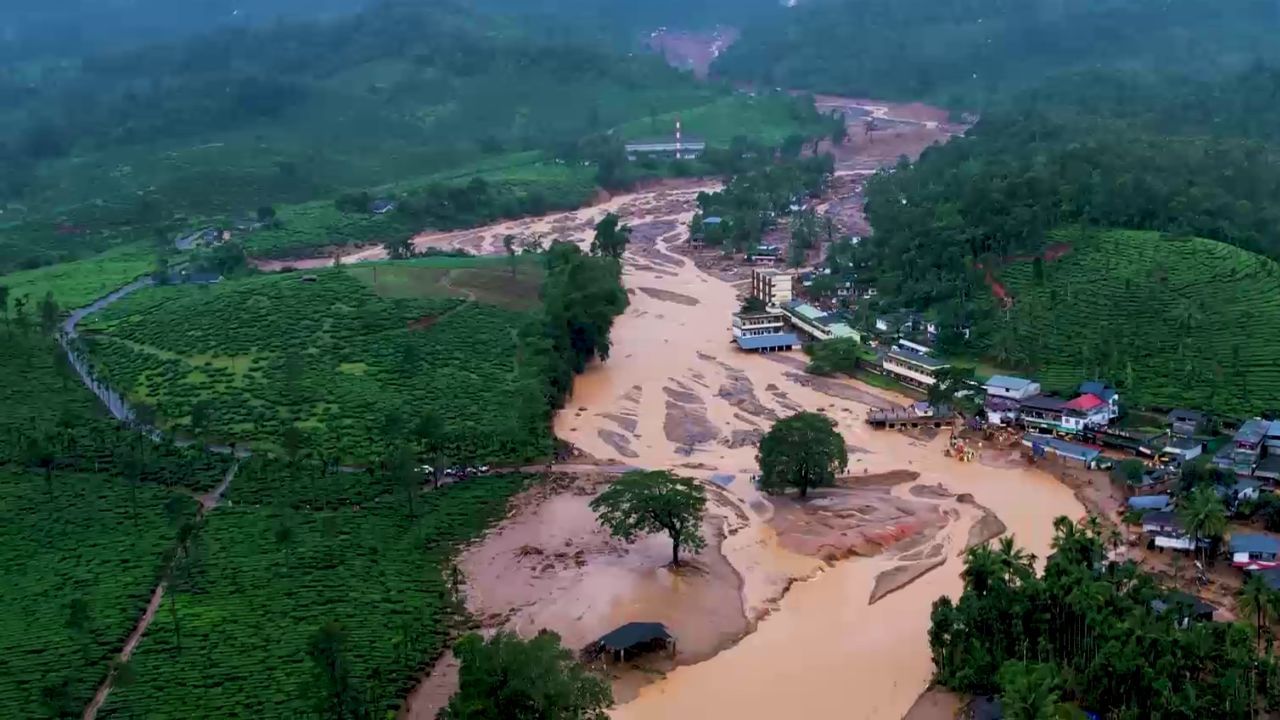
[469,0,780,39]
[0,0,370,64]
[0,1,718,216]
[713,0,1280,107]
[858,67,1280,310]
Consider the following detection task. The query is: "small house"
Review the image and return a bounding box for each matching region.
[1079,381,1121,421]
[1229,533,1280,570]
[1215,419,1270,476]
[1167,409,1206,438]
[1141,510,1201,552]
[1127,495,1172,513]
[1024,436,1103,468]
[1151,591,1217,626]
[370,199,397,215]
[984,395,1021,426]
[984,375,1041,401]
[1159,437,1203,465]
[1063,393,1112,429]
[1267,420,1280,452]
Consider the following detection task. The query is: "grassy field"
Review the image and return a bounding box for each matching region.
[347,255,543,310]
[0,243,155,309]
[103,475,527,719]
[996,229,1280,417]
[80,261,552,462]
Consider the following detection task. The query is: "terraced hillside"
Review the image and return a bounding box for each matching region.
[80,259,552,463]
[995,230,1280,417]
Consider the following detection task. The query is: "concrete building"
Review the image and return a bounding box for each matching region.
[751,269,794,307]
[984,375,1041,401]
[1160,438,1204,465]
[1167,409,1207,438]
[882,348,950,389]
[1079,381,1121,422]
[731,308,798,353]
[780,301,860,343]
[625,122,706,160]
[1214,419,1270,476]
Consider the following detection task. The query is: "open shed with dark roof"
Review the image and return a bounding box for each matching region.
[582,622,674,662]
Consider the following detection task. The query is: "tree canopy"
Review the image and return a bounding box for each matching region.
[589,470,707,566]
[443,630,612,720]
[756,412,848,498]
[930,517,1271,718]
[715,0,1280,107]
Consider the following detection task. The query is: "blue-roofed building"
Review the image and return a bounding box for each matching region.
[1231,534,1280,569]
[1127,495,1172,512]
[734,332,799,353]
[370,199,397,215]
[1023,436,1103,468]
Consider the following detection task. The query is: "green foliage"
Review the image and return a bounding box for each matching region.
[693,155,833,253]
[443,630,612,720]
[804,338,870,377]
[993,230,1280,416]
[541,242,629,403]
[245,165,597,260]
[1110,459,1146,486]
[590,213,630,261]
[0,469,196,717]
[104,475,528,719]
[3,2,721,219]
[0,243,155,309]
[716,0,1280,106]
[589,470,707,566]
[81,268,553,462]
[757,412,849,498]
[930,517,1265,717]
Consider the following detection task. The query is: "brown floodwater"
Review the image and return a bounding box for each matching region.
[246,99,1078,718]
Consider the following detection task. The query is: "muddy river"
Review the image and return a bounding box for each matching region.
[252,100,1081,719]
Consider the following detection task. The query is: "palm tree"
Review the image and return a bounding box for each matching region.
[962,545,1002,596]
[1178,485,1227,568]
[1239,573,1274,651]
[995,536,1036,585]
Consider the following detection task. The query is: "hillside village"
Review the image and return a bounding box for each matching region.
[730,263,1280,615]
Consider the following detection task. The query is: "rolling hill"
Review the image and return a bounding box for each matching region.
[993,229,1280,418]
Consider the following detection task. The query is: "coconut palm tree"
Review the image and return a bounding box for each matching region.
[995,535,1036,585]
[1178,485,1227,568]
[1239,573,1275,652]
[962,545,1003,596]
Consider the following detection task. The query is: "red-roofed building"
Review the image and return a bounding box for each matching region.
[1065,393,1105,412]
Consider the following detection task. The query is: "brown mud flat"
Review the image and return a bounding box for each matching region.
[638,287,700,306]
[903,687,966,720]
[598,428,639,459]
[663,400,721,446]
[429,474,752,706]
[784,371,902,410]
[766,483,950,562]
[870,556,947,605]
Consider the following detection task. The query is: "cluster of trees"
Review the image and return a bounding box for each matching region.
[854,66,1280,326]
[714,0,1280,107]
[690,154,833,253]
[0,0,714,214]
[931,517,1276,718]
[539,220,630,405]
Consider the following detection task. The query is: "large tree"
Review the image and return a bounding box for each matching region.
[757,411,848,498]
[443,630,612,720]
[590,213,630,260]
[1178,484,1227,567]
[590,470,706,566]
[306,621,369,720]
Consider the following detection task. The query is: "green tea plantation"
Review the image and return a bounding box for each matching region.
[995,230,1280,418]
[80,261,554,463]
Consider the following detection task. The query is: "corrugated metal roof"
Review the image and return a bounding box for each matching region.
[1065,394,1105,412]
[985,375,1034,391]
[735,333,799,351]
[887,347,948,370]
[1230,534,1280,555]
